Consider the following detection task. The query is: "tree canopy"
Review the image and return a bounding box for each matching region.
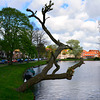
[0,7,36,64]
[66,39,83,59]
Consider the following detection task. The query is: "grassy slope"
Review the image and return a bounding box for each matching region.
[0,61,47,100]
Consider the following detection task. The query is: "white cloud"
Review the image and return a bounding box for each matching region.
[28,0,100,50]
[85,36,99,43]
[83,42,98,50]
[81,21,97,33]
[29,0,50,10]
[8,0,31,9]
[0,0,6,7]
[0,0,31,10]
[85,0,100,18]
[0,0,100,50]
[83,42,92,48]
[75,12,89,20]
[72,31,85,40]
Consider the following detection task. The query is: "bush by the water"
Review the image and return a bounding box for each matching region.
[94,57,100,60]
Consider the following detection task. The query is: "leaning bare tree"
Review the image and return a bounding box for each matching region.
[16,0,84,92]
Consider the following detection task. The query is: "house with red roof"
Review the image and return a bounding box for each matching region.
[81,50,100,59]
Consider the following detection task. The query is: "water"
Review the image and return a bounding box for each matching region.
[32,61,100,100]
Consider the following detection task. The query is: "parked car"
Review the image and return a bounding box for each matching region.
[24,59,28,62]
[17,59,23,62]
[0,59,8,64]
[12,59,18,63]
[0,60,2,64]
[34,58,42,61]
[34,58,38,61]
[31,59,35,61]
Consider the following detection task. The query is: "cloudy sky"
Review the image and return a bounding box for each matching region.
[0,0,100,51]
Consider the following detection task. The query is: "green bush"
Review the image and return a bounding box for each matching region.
[94,57,100,60]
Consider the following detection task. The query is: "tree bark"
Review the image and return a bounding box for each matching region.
[16,1,84,92]
[16,58,84,92]
[9,51,13,65]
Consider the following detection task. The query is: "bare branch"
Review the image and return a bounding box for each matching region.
[42,25,63,46]
[52,62,60,74]
[45,59,84,80]
[16,1,84,92]
[42,0,54,24]
[26,2,64,46]
[51,52,60,74]
[16,59,84,92]
[35,11,37,14]
[26,8,35,16]
[45,17,50,21]
[26,8,43,25]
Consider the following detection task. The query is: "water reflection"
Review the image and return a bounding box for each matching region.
[33,61,100,100]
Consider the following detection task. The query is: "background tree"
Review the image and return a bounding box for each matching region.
[31,22,48,60]
[66,39,83,59]
[46,44,57,59]
[19,32,37,61]
[37,43,46,59]
[0,7,35,64]
[17,0,84,92]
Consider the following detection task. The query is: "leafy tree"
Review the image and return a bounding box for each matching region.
[20,32,37,60]
[46,44,57,59]
[66,39,83,59]
[17,0,84,92]
[46,45,57,52]
[0,7,35,64]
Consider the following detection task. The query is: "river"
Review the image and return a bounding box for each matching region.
[32,61,100,100]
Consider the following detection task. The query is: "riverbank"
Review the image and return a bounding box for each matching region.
[58,58,100,61]
[0,61,47,100]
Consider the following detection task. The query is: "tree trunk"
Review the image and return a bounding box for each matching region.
[37,49,40,61]
[16,2,84,92]
[9,51,13,65]
[16,73,43,92]
[16,44,84,92]
[16,58,84,92]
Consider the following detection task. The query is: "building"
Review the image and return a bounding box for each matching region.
[81,50,100,59]
[57,49,74,59]
[13,49,23,59]
[57,49,100,59]
[0,50,7,58]
[0,49,23,59]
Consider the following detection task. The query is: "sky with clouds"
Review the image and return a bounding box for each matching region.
[0,0,100,51]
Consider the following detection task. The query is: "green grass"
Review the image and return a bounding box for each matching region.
[0,61,47,100]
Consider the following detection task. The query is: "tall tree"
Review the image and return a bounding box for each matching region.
[17,0,84,92]
[20,32,37,60]
[0,7,34,64]
[66,39,83,59]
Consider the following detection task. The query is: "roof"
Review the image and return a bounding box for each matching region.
[82,50,87,53]
[89,50,99,53]
[14,49,20,52]
[61,49,68,52]
[83,51,97,57]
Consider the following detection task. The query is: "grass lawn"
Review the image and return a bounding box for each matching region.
[0,61,47,100]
